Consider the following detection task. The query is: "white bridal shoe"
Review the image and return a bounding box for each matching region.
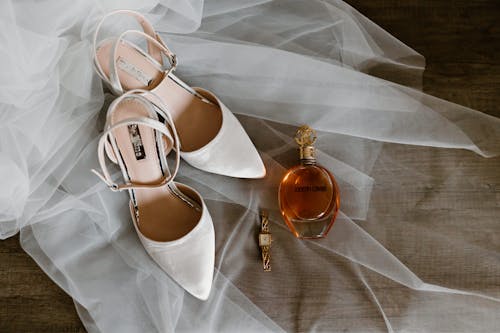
[93,10,266,178]
[92,90,215,300]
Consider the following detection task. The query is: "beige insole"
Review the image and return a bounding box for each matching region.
[111,99,201,242]
[97,41,222,152]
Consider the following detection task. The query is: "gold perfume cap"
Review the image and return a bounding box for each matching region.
[295,125,317,161]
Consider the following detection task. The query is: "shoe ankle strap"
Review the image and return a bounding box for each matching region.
[93,10,177,94]
[92,91,181,192]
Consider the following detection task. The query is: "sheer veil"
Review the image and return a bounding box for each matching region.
[1,0,499,332]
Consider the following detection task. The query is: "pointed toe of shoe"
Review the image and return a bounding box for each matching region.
[224,147,266,179]
[186,273,213,301]
[181,100,266,179]
[244,162,266,179]
[150,243,214,300]
[132,198,215,301]
[147,217,215,300]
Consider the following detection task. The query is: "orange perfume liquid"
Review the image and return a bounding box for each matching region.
[278,126,340,238]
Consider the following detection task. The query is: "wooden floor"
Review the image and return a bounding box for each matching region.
[1,1,499,332]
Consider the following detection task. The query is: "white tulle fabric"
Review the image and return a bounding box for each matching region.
[1,0,500,332]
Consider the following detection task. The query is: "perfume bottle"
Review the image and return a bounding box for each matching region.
[278,126,340,239]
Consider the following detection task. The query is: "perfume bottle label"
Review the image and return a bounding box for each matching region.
[128,124,146,160]
[294,185,327,192]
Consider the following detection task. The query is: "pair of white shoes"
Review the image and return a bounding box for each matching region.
[91,10,265,300]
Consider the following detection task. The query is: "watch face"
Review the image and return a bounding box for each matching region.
[259,233,272,247]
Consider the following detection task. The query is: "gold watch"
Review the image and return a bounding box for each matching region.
[259,211,272,271]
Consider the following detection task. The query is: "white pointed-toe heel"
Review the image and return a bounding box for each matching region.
[92,10,266,179]
[92,90,214,300]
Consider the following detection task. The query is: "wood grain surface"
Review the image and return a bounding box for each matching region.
[1,1,499,332]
